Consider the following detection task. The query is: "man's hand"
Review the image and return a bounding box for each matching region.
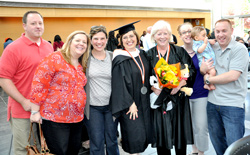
[209,39,216,45]
[200,57,214,75]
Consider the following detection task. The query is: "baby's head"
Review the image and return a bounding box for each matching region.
[191,26,206,41]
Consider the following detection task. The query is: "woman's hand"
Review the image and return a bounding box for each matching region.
[170,79,187,95]
[126,102,138,120]
[30,102,42,124]
[170,87,180,95]
[30,112,42,124]
[151,86,162,96]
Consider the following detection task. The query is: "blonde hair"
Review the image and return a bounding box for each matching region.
[60,30,90,73]
[191,26,205,40]
[177,22,193,35]
[151,20,172,43]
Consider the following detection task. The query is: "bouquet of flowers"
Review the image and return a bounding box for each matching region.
[154,57,181,89]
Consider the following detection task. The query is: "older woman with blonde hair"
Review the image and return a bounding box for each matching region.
[147,20,196,155]
[30,30,90,155]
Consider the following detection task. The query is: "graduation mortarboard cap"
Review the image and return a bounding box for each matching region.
[113,20,140,36]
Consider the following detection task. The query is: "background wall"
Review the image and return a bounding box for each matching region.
[0,5,211,55]
[1,0,212,10]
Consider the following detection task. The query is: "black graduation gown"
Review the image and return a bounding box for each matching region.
[111,49,153,154]
[146,44,196,150]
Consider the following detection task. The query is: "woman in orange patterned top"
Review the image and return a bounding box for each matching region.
[30,30,90,155]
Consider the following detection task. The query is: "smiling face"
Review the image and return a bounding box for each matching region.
[121,30,138,51]
[91,32,107,52]
[70,33,88,59]
[23,13,44,42]
[195,29,207,41]
[215,21,233,50]
[179,24,193,44]
[153,27,170,47]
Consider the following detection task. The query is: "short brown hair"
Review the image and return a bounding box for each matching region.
[89,25,107,39]
[215,19,232,29]
[89,25,107,50]
[120,30,140,49]
[191,26,205,40]
[22,11,43,24]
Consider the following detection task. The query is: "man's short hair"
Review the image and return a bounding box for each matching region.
[215,19,232,29]
[22,11,43,24]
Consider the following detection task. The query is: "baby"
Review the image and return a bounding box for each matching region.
[191,26,216,90]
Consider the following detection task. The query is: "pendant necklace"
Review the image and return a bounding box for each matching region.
[125,49,147,95]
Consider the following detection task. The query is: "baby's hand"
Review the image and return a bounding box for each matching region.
[204,37,208,44]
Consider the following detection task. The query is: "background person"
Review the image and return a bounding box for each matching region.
[169,34,178,44]
[53,34,64,51]
[143,26,155,51]
[4,37,13,49]
[178,22,209,155]
[84,25,119,155]
[30,30,90,155]
[106,30,119,52]
[147,20,196,155]
[111,21,153,155]
[201,19,248,155]
[140,30,147,47]
[0,11,53,154]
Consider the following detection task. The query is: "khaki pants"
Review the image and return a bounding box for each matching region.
[10,117,40,155]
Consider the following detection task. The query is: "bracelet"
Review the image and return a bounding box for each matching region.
[31,111,39,115]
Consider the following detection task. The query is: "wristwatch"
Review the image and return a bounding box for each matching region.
[205,75,210,85]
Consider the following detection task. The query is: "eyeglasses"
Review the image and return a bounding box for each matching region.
[122,34,136,40]
[181,30,191,35]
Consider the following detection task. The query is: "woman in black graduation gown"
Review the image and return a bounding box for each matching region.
[111,21,153,154]
[147,20,196,155]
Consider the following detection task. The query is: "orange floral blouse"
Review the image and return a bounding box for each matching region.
[30,52,87,123]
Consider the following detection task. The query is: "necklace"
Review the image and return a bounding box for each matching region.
[125,49,147,95]
[156,45,170,62]
[187,51,195,55]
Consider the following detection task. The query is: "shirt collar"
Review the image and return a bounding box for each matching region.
[21,33,43,46]
[214,36,235,53]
